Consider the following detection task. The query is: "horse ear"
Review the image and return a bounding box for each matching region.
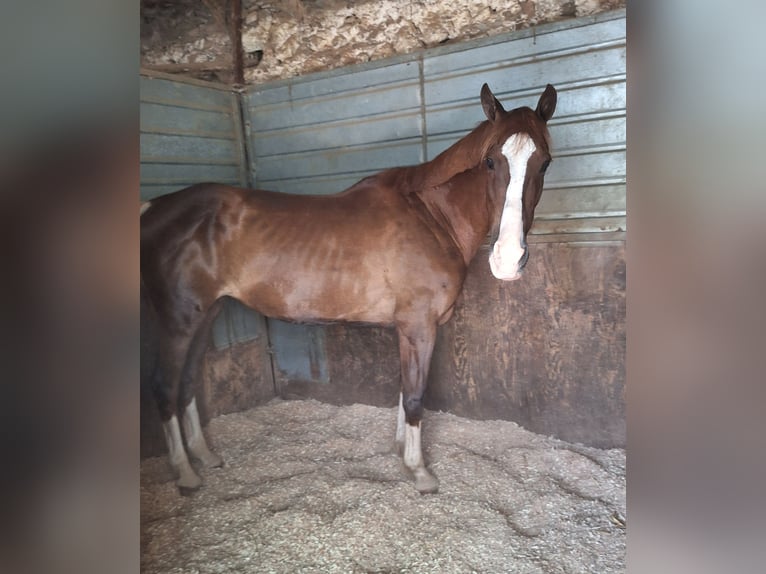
[481,83,505,122]
[536,84,557,123]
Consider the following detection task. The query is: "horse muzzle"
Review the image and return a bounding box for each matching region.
[489,243,529,281]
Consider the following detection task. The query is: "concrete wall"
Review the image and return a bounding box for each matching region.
[141,0,625,84]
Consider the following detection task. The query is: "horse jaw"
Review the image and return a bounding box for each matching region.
[488,132,536,281]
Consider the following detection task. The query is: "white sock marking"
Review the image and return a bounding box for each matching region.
[396,392,406,444]
[182,398,205,453]
[182,398,222,468]
[401,414,439,492]
[490,133,536,280]
[403,422,424,471]
[164,412,204,488]
[162,415,188,469]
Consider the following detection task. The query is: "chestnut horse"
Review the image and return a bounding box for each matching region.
[141,83,557,494]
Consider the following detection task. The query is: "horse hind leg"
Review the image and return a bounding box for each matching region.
[154,299,224,493]
[395,391,406,454]
[178,299,225,470]
[162,409,201,494]
[182,397,223,468]
[153,334,204,494]
[396,321,440,494]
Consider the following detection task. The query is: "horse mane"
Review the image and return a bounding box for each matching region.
[345,106,551,198]
[365,120,496,195]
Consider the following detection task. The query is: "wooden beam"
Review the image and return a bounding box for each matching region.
[230,0,244,85]
[142,56,261,76]
[141,60,232,74]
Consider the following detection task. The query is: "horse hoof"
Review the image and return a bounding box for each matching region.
[178,484,201,497]
[202,452,224,469]
[176,476,202,496]
[414,472,439,494]
[175,467,203,494]
[191,448,224,468]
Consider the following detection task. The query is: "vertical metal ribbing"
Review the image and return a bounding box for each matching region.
[418,54,428,163]
[234,89,254,188]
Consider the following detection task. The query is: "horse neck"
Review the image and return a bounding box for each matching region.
[419,168,494,266]
[418,121,494,189]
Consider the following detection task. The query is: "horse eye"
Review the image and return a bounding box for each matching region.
[486,157,494,170]
[540,159,551,174]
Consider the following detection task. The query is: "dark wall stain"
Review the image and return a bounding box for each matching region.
[427,242,626,448]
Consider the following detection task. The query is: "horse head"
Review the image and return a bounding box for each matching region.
[480,83,557,281]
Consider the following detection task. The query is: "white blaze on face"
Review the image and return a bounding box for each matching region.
[489,133,537,281]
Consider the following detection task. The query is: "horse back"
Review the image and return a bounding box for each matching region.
[140,181,466,325]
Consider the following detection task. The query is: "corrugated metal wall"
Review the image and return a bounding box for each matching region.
[140,71,248,200]
[244,9,625,243]
[244,62,424,195]
[422,12,626,243]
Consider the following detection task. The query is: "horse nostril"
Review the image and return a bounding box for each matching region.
[519,245,530,270]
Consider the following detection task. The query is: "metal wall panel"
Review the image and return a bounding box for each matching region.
[268,320,330,386]
[244,61,424,195]
[422,13,626,242]
[243,9,626,241]
[140,71,248,201]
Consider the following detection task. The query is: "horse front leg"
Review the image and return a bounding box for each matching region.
[396,321,439,494]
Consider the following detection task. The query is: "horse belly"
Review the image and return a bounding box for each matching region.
[290,275,396,323]
[236,268,397,325]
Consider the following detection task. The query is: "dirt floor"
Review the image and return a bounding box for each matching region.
[141,399,626,573]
